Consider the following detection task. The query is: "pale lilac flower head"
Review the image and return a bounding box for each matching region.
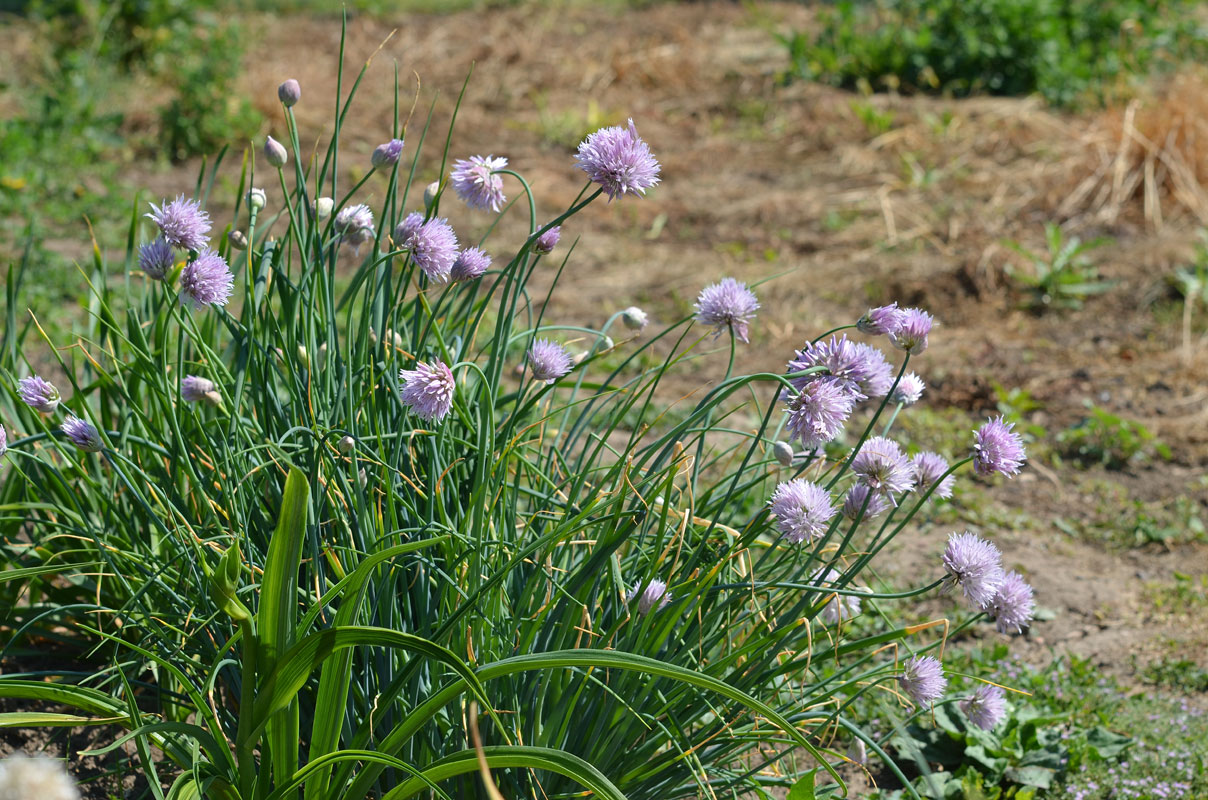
[788,335,873,397]
[179,249,234,310]
[278,79,301,107]
[371,138,405,169]
[575,118,661,200]
[264,136,288,168]
[891,372,925,405]
[961,684,1007,730]
[180,375,216,404]
[18,376,60,414]
[857,303,905,336]
[138,237,174,280]
[987,571,1035,634]
[842,484,892,522]
[769,479,837,544]
[852,342,894,398]
[973,416,1026,477]
[526,339,573,384]
[888,307,933,354]
[812,567,861,624]
[911,451,955,499]
[0,754,81,800]
[398,359,456,423]
[784,378,856,451]
[628,578,671,615]
[394,212,424,245]
[898,655,947,706]
[534,225,561,255]
[694,278,759,343]
[147,195,211,252]
[942,532,1005,609]
[450,247,491,282]
[0,424,7,460]
[61,416,102,452]
[851,436,914,497]
[404,217,459,283]
[335,204,376,249]
[451,155,508,212]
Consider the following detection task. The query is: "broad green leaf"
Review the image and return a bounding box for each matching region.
[787,770,816,800]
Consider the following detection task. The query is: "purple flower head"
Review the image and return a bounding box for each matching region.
[451,247,491,282]
[394,212,424,245]
[575,118,661,200]
[942,531,1005,609]
[404,217,459,283]
[911,451,955,499]
[0,425,7,460]
[451,155,508,212]
[138,237,175,280]
[534,225,561,255]
[891,372,925,405]
[264,136,288,168]
[398,359,456,423]
[526,339,573,384]
[857,303,905,336]
[628,579,671,615]
[852,342,894,398]
[784,378,856,450]
[61,416,102,452]
[769,479,837,544]
[179,249,234,310]
[842,484,892,522]
[147,195,211,252]
[371,138,405,169]
[988,571,1035,634]
[961,684,1007,730]
[335,204,376,249]
[788,335,874,397]
[888,307,933,354]
[278,79,301,107]
[812,567,861,625]
[973,416,1026,477]
[694,278,759,343]
[18,376,61,414]
[851,436,914,497]
[181,375,219,405]
[898,655,947,706]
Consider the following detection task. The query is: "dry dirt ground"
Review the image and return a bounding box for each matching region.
[3,0,1208,794]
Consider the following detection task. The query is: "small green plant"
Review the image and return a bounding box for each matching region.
[1168,229,1208,359]
[1003,223,1115,312]
[1056,404,1170,469]
[850,99,896,136]
[993,383,1047,440]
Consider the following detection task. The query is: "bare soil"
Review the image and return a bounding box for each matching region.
[4,1,1207,795]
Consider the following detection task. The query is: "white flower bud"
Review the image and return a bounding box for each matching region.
[247,188,266,212]
[314,197,334,220]
[423,181,440,210]
[297,345,309,370]
[773,441,794,468]
[264,136,288,169]
[621,306,648,331]
[228,230,248,250]
[337,435,355,454]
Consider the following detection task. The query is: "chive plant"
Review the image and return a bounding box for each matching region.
[0,22,1036,800]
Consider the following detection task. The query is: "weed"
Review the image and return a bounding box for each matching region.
[1002,223,1115,312]
[1055,404,1170,469]
[850,99,896,136]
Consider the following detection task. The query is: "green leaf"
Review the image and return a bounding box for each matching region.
[1086,726,1132,760]
[258,466,310,791]
[0,711,128,727]
[382,746,627,800]
[1003,765,1054,789]
[787,770,817,800]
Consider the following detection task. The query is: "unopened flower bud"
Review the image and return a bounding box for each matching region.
[228,230,247,250]
[371,138,404,168]
[264,136,288,168]
[278,79,301,107]
[297,345,309,370]
[203,390,223,407]
[621,306,648,331]
[423,181,440,210]
[572,350,590,366]
[773,441,794,468]
[247,188,266,212]
[314,197,334,220]
[337,435,355,454]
